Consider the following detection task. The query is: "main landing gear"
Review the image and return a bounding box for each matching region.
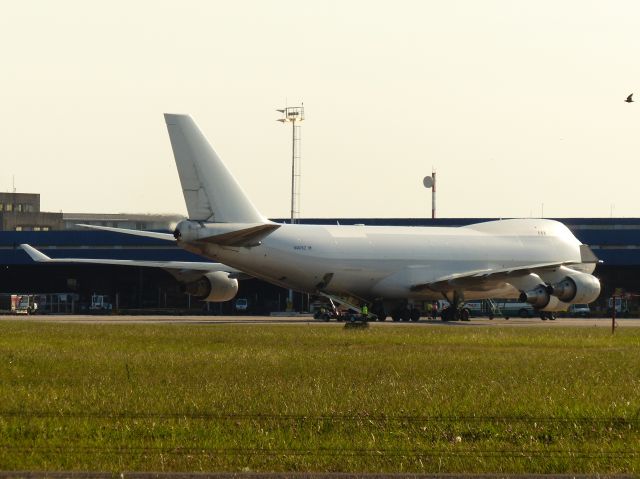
[441,307,471,321]
[440,291,471,322]
[390,306,421,322]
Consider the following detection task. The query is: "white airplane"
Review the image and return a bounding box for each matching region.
[65,113,600,321]
[19,243,241,302]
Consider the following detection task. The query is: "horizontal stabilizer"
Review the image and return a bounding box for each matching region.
[201,223,281,246]
[76,224,176,241]
[177,221,281,247]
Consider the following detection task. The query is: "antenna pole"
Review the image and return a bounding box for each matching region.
[432,170,436,219]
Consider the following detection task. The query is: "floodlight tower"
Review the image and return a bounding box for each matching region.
[276,105,304,224]
[276,105,304,312]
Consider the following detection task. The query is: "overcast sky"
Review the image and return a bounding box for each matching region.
[1,1,638,219]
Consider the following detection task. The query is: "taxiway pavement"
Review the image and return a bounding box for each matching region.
[0,315,636,328]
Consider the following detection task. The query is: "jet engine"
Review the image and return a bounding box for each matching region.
[551,272,601,304]
[518,286,572,312]
[182,271,239,302]
[519,284,553,309]
[519,271,600,312]
[537,295,570,312]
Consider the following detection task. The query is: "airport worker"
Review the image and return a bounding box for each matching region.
[361,304,369,319]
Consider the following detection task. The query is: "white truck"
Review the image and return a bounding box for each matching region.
[89,294,112,313]
[234,298,249,312]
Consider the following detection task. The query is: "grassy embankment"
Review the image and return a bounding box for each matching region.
[0,320,638,473]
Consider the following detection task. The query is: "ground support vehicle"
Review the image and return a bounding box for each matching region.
[11,294,38,315]
[566,303,591,317]
[89,294,112,314]
[312,297,383,322]
[234,298,249,313]
[313,306,377,323]
[608,297,630,317]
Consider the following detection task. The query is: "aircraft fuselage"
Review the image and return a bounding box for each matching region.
[180,218,589,301]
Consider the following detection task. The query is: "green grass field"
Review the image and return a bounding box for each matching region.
[0,320,638,474]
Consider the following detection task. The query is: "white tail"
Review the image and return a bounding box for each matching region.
[164,114,266,224]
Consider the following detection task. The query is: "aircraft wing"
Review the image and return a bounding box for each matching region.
[414,243,600,293]
[20,244,242,280]
[410,261,568,293]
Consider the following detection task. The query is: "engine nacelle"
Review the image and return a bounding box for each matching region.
[537,295,570,312]
[552,273,600,304]
[183,271,238,302]
[519,284,552,309]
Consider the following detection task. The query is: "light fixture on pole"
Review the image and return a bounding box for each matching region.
[423,170,436,219]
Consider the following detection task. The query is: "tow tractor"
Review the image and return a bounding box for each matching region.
[312,296,377,322]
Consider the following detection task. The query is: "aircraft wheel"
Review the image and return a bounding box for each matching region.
[410,308,421,321]
[460,308,470,321]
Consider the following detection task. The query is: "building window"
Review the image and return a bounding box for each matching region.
[0,202,3,211]
[6,204,12,212]
[42,226,49,231]
[34,226,41,231]
[17,204,23,212]
[25,204,34,213]
[15,226,22,231]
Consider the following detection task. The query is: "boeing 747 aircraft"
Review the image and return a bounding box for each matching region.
[40,114,602,321]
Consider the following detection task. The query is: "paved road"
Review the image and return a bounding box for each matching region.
[0,314,636,328]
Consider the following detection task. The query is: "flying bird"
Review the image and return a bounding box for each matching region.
[626,93,634,103]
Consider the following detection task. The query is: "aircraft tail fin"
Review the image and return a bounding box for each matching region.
[164,114,266,224]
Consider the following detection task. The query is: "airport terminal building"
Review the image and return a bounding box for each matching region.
[0,191,639,314]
